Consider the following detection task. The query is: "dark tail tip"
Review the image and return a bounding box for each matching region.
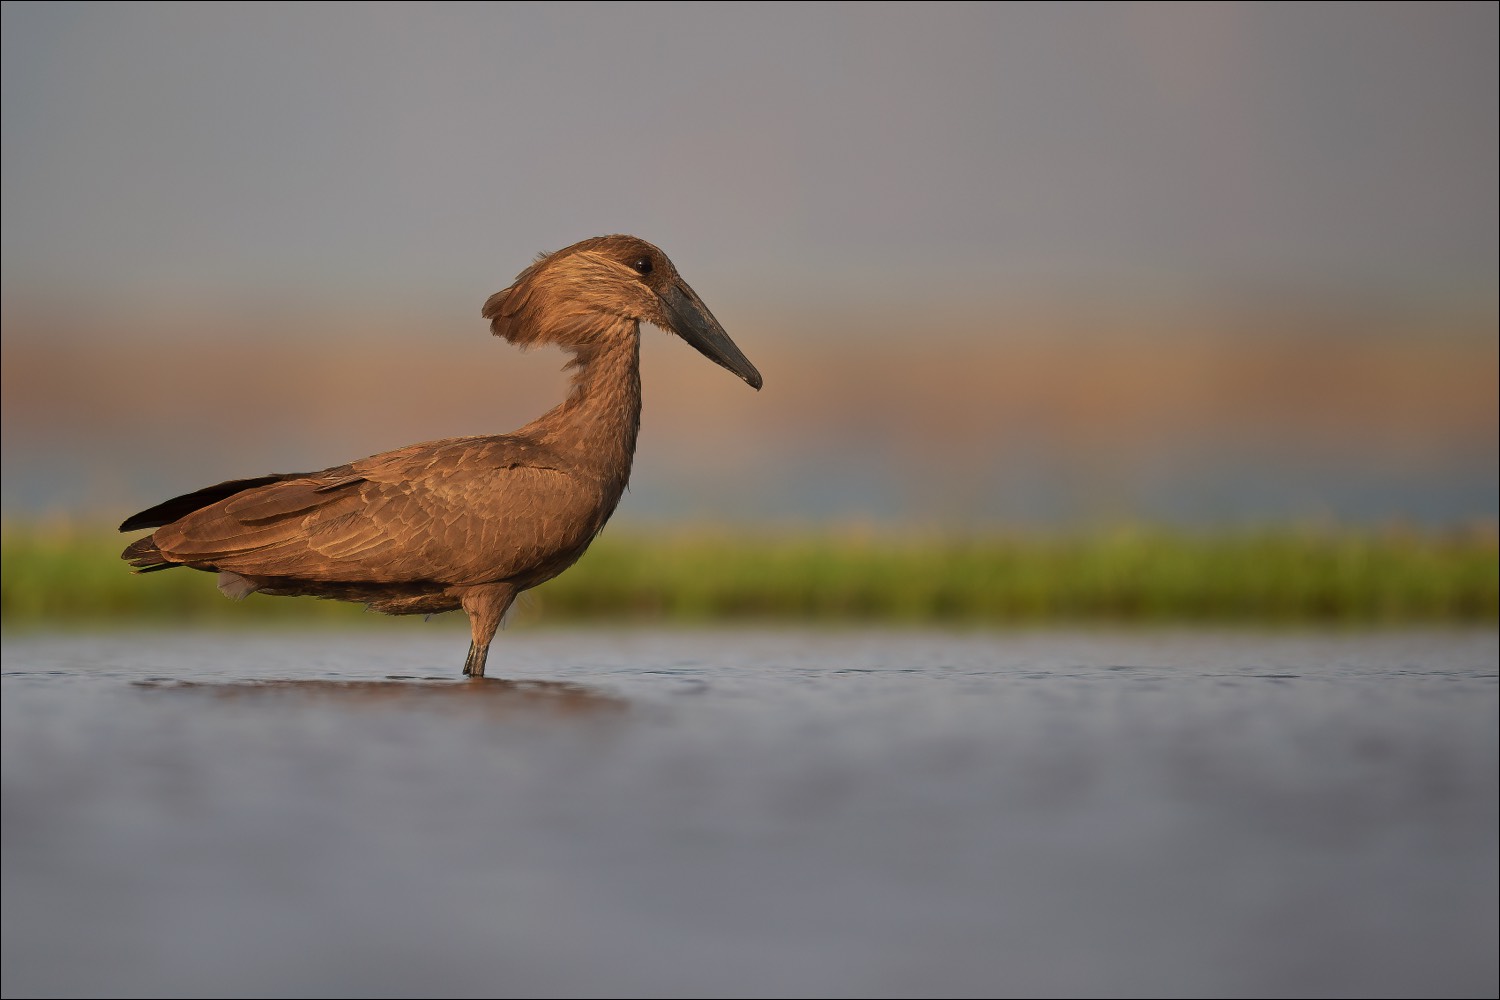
[121,534,176,572]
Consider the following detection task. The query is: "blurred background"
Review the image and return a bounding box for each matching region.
[6,12,1499,1000]
[6,14,1496,999]
[3,2,1496,530]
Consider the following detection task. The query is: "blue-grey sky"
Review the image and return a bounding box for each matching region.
[3,2,1496,313]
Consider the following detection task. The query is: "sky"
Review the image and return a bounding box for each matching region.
[3,2,1496,312]
[2,3,1496,525]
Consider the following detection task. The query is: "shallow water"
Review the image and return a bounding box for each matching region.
[3,627,1496,998]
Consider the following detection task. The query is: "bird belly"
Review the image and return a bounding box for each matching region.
[240,574,461,616]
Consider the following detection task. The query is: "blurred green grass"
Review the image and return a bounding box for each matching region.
[5,521,1494,629]
[3,520,1496,627]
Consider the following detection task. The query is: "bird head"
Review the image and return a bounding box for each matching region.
[483,235,762,390]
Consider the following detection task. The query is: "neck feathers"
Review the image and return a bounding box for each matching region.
[525,317,642,489]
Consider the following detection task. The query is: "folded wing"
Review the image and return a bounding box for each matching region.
[148,438,600,587]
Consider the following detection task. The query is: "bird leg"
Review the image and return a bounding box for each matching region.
[460,583,518,678]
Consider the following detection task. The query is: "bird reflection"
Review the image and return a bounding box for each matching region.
[132,677,626,716]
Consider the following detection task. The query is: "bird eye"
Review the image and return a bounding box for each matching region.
[631,257,653,276]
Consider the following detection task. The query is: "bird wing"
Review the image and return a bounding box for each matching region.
[152,437,605,587]
[119,472,323,532]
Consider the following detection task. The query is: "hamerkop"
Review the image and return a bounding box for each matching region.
[120,236,762,677]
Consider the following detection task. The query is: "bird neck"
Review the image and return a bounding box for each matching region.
[526,321,642,484]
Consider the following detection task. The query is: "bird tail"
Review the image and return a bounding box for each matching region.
[121,535,176,573]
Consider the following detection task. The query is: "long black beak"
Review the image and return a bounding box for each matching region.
[661,282,763,390]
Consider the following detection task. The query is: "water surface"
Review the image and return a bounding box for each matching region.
[3,628,1496,997]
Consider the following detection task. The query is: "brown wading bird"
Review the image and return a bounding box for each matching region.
[120,236,762,677]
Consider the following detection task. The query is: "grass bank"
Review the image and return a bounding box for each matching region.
[3,521,1495,627]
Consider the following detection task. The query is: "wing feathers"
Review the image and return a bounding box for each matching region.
[146,439,597,587]
[222,476,361,524]
[118,474,304,532]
